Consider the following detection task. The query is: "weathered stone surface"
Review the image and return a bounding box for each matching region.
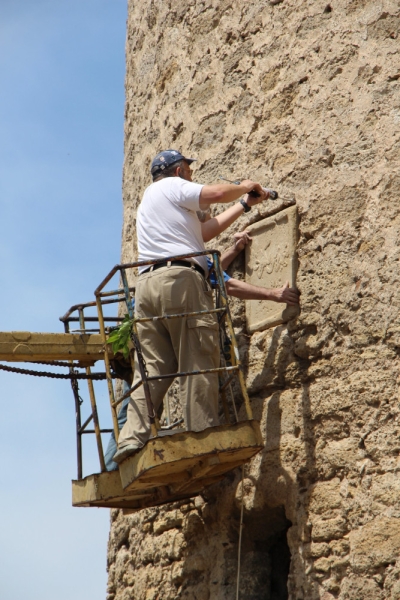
[245,205,299,331]
[339,576,384,600]
[311,517,349,543]
[106,0,400,598]
[350,517,400,573]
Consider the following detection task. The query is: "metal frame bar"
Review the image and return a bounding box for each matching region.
[62,293,133,478]
[95,250,253,431]
[78,308,106,473]
[63,249,254,480]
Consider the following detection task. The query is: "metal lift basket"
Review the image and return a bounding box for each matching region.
[0,250,264,512]
[68,250,264,511]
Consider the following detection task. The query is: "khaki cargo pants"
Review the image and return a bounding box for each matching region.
[117,265,220,450]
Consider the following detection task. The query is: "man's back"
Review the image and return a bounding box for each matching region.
[137,177,207,273]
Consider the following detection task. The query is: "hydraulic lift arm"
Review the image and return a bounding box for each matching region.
[0,331,108,366]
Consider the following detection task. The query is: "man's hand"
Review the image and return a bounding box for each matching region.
[240,181,269,206]
[270,281,300,306]
[233,230,252,252]
[200,180,269,206]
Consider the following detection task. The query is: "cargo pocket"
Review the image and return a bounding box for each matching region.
[187,316,219,356]
[203,289,215,310]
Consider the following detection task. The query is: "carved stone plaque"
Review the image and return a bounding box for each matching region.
[245,205,299,332]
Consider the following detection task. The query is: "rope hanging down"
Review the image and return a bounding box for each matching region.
[236,464,245,600]
[0,363,116,380]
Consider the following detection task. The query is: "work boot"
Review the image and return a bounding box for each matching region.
[112,444,140,464]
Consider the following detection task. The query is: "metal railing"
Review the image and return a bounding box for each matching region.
[60,295,133,479]
[61,250,253,480]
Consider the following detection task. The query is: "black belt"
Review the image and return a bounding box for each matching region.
[140,260,205,278]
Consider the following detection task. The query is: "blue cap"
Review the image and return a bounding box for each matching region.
[151,149,197,177]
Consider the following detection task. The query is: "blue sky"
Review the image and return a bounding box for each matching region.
[0,1,127,598]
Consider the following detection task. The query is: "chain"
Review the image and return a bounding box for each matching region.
[0,363,116,380]
[29,360,83,368]
[130,329,149,379]
[71,376,84,405]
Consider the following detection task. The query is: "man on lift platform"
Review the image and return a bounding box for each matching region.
[113,150,292,464]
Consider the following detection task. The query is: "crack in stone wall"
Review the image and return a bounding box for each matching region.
[107,0,400,598]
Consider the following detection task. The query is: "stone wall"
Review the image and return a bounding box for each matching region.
[107,1,400,598]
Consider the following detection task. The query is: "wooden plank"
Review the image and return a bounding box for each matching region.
[0,331,108,364]
[71,421,264,511]
[191,456,221,480]
[122,476,226,514]
[119,420,264,492]
[168,475,225,497]
[73,471,126,504]
[203,458,248,477]
[138,470,191,487]
[72,471,155,508]
[171,457,221,493]
[116,471,191,492]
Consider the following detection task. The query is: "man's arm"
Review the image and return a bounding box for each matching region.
[220,231,252,270]
[225,279,300,305]
[199,180,268,209]
[201,203,248,243]
[200,189,270,242]
[219,231,300,304]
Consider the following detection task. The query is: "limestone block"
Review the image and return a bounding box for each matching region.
[308,542,331,558]
[306,479,342,517]
[139,530,185,565]
[339,576,384,600]
[320,592,336,600]
[245,205,299,332]
[145,589,158,600]
[311,517,348,542]
[314,556,332,573]
[317,437,361,477]
[370,473,400,510]
[349,517,400,573]
[153,510,183,535]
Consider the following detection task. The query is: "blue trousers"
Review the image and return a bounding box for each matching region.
[104,382,130,471]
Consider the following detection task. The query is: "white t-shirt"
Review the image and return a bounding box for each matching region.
[137,177,208,274]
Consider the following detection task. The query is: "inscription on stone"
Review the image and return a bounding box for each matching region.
[245,205,299,332]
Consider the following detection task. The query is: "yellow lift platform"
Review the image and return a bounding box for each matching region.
[73,421,263,510]
[0,251,264,511]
